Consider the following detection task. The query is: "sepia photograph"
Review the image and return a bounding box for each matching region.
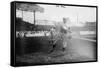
[11,1,97,66]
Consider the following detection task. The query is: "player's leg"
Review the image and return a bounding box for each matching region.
[62,41,67,52]
[49,43,56,53]
[62,34,68,52]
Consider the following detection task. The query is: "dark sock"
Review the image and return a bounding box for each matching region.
[49,44,56,53]
[62,48,66,52]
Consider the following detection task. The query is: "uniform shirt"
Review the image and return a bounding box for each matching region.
[60,25,68,34]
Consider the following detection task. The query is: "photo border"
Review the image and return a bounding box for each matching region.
[11,1,98,67]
